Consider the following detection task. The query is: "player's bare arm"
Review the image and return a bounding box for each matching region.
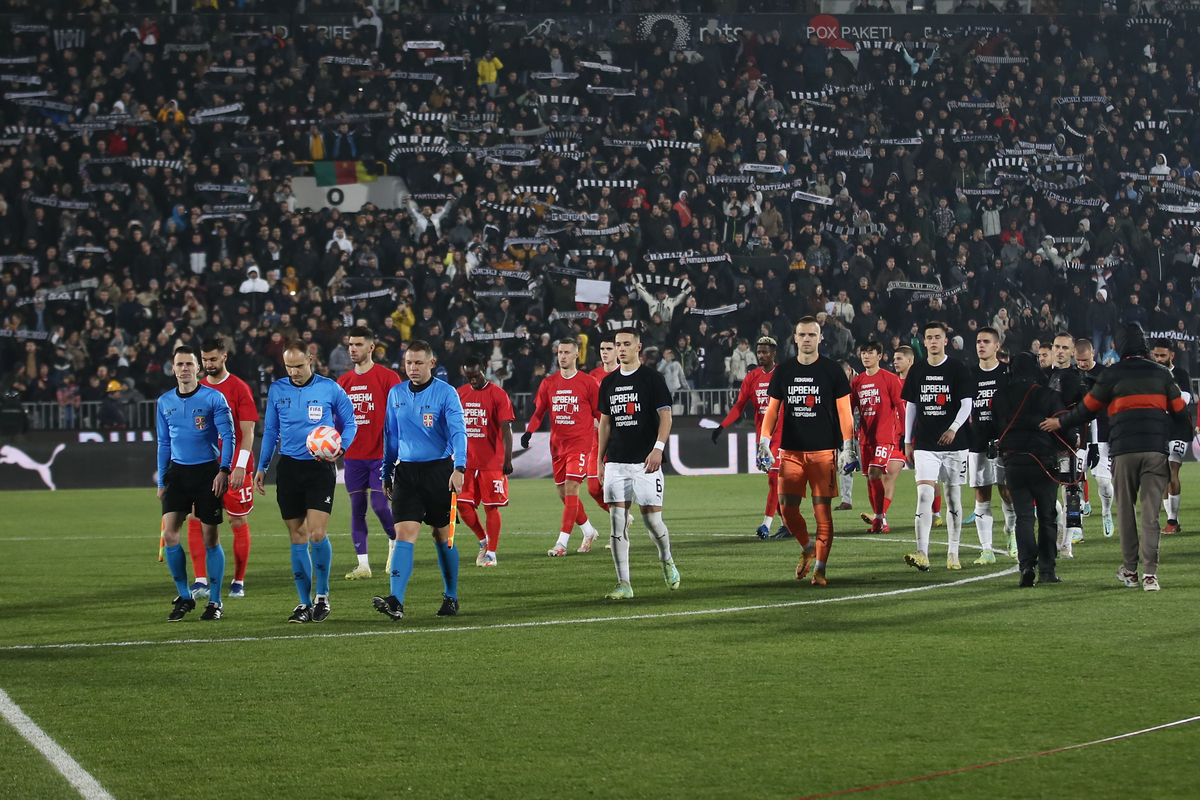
[231,419,255,490]
[501,420,514,475]
[645,407,672,473]
[596,413,612,483]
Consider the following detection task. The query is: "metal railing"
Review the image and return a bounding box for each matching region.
[14,388,753,432]
[20,401,159,432]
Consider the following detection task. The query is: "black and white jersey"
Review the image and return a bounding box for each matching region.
[599,366,673,464]
[1081,362,1110,443]
[969,361,1009,453]
[900,356,975,452]
[1169,364,1193,441]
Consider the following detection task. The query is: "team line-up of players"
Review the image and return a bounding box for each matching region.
[153,318,1193,622]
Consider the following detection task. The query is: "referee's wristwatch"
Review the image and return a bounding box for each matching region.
[219,466,232,475]
[454,466,466,474]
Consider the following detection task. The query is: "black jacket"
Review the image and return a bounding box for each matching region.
[994,375,1067,466]
[1058,355,1188,456]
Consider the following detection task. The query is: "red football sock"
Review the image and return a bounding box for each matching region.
[587,476,609,512]
[560,495,579,534]
[932,493,942,514]
[813,503,834,564]
[781,505,810,547]
[458,502,486,541]
[574,495,590,526]
[868,478,884,516]
[230,519,250,582]
[765,471,779,518]
[485,506,502,552]
[186,517,207,579]
[882,496,892,514]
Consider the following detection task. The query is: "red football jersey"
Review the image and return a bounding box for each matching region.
[852,369,903,446]
[337,363,402,460]
[721,365,782,447]
[201,371,259,451]
[457,381,515,471]
[526,369,600,453]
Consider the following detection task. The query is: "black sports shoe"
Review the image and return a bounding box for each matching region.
[199,602,223,621]
[437,594,459,617]
[288,604,312,623]
[1019,569,1036,588]
[312,596,330,622]
[1039,572,1063,584]
[167,596,196,622]
[372,595,404,620]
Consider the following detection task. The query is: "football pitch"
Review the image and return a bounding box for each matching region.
[1,471,1198,800]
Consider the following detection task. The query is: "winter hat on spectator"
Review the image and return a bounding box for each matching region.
[1096,288,1108,301]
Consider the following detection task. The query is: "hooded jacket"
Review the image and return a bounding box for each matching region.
[993,352,1066,465]
[1057,324,1189,456]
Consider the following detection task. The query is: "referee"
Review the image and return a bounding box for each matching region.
[157,346,235,622]
[373,340,468,621]
[255,340,357,624]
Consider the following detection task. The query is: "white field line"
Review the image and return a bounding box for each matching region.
[0,567,1017,652]
[0,687,115,800]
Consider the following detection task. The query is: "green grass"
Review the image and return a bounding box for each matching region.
[1,470,1198,800]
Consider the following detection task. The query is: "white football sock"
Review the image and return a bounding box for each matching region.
[193,577,208,586]
[1098,478,1114,517]
[1001,497,1016,533]
[762,514,774,528]
[1168,494,1180,520]
[555,532,571,548]
[945,487,963,556]
[609,506,631,582]
[642,511,672,562]
[357,554,369,568]
[915,484,934,555]
[581,520,598,539]
[974,499,993,550]
[1162,496,1171,517]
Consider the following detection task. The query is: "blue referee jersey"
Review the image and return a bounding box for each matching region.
[382,378,468,482]
[156,385,235,487]
[259,373,358,467]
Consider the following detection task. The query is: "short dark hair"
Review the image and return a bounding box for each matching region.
[407,339,434,356]
[558,336,580,350]
[1075,338,1093,352]
[462,354,484,370]
[598,331,617,345]
[614,327,641,340]
[796,315,820,328]
[200,338,225,354]
[923,321,948,336]
[348,325,375,340]
[173,345,196,359]
[896,345,915,358]
[1151,337,1172,350]
[977,326,1000,342]
[859,340,883,354]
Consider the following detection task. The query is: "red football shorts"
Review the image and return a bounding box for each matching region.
[778,449,837,500]
[553,451,590,484]
[459,469,509,507]
[862,441,904,471]
[586,442,601,478]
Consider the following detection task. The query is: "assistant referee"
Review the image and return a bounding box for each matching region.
[157,346,235,622]
[373,340,468,622]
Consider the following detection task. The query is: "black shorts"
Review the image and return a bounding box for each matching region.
[391,458,454,528]
[162,461,223,525]
[276,455,337,521]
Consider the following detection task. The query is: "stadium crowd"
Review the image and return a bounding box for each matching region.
[2,4,1200,427]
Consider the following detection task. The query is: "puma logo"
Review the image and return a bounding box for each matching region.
[0,444,66,490]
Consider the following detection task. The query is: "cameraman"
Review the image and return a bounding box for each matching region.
[992,352,1067,587]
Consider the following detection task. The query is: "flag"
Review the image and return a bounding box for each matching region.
[313,161,376,186]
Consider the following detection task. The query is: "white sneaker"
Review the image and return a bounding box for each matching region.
[579,529,600,553]
[547,544,568,557]
[344,565,372,580]
[1058,547,1074,559]
[1102,515,1114,537]
[1143,574,1160,592]
[1117,566,1139,587]
[481,553,497,567]
[476,539,487,566]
